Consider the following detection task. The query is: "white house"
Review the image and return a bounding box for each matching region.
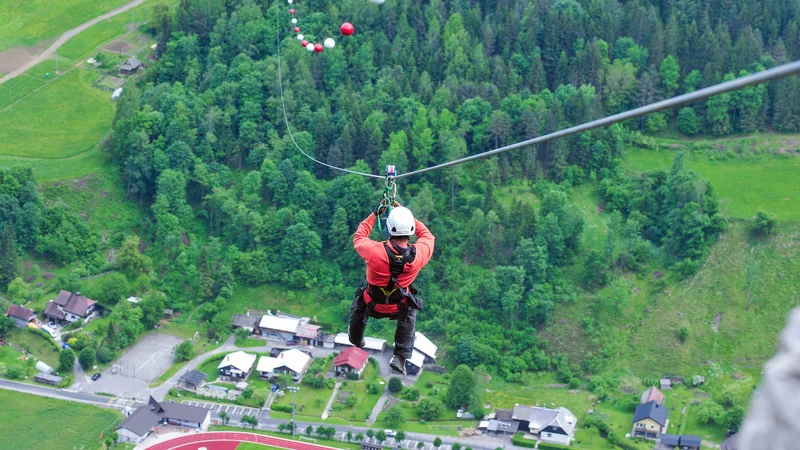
[44,290,97,324]
[334,333,386,352]
[217,351,257,380]
[413,332,438,363]
[512,405,577,446]
[259,314,306,341]
[257,349,311,381]
[116,397,210,444]
[405,350,426,376]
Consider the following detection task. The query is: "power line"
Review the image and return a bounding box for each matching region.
[397,60,800,179]
[275,2,383,180]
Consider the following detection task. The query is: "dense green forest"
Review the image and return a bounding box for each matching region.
[3,0,798,385]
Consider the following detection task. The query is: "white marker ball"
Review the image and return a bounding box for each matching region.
[287,0,293,3]
[324,38,335,49]
[368,0,386,4]
[291,18,297,24]
[297,34,304,40]
[306,43,315,51]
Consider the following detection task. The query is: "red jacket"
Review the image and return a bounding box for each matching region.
[353,214,435,289]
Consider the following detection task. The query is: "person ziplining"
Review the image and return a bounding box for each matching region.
[348,171,435,375]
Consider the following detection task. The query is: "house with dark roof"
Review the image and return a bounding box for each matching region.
[5,305,36,328]
[679,435,702,450]
[231,313,261,334]
[44,290,97,324]
[178,370,207,390]
[721,433,739,450]
[659,434,680,448]
[334,347,369,376]
[641,386,665,405]
[512,405,577,446]
[116,396,210,443]
[119,56,143,75]
[632,400,669,440]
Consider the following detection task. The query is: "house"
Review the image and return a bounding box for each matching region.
[44,290,97,324]
[119,56,143,75]
[334,333,386,352]
[483,409,519,436]
[512,405,577,446]
[334,347,369,376]
[178,370,207,390]
[679,435,702,450]
[721,433,739,450]
[217,351,257,380]
[405,350,426,376]
[321,334,336,349]
[660,378,672,391]
[34,373,63,386]
[5,305,36,328]
[632,401,669,440]
[257,348,311,381]
[259,314,307,341]
[116,396,210,444]
[295,324,322,346]
[231,313,261,334]
[413,332,438,363]
[641,386,665,405]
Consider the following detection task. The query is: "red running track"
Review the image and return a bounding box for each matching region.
[145,431,344,450]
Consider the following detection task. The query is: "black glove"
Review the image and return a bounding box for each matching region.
[372,200,388,217]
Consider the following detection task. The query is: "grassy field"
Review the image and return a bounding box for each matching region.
[0,66,114,159]
[0,389,120,449]
[625,146,800,221]
[236,337,268,348]
[8,327,60,369]
[327,359,384,423]
[0,0,129,52]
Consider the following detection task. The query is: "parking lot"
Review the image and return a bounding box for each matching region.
[181,400,269,420]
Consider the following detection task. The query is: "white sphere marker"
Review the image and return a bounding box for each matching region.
[297,34,304,40]
[324,38,335,49]
[306,43,315,51]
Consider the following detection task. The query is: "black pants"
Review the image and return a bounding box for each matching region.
[348,288,416,360]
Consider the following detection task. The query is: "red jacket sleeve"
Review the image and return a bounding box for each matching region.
[409,218,435,270]
[353,214,382,264]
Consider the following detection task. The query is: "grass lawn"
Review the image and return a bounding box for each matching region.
[197,354,226,382]
[236,337,268,348]
[0,0,129,52]
[8,327,60,368]
[272,383,335,420]
[624,146,800,221]
[327,359,385,423]
[0,389,120,449]
[0,65,114,159]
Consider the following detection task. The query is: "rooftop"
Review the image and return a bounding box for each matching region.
[232,314,260,329]
[6,304,34,320]
[633,401,669,426]
[259,315,305,334]
[660,434,680,446]
[218,351,257,373]
[334,333,386,351]
[641,386,665,404]
[296,324,322,339]
[680,435,702,447]
[44,301,65,320]
[512,405,577,436]
[117,397,209,436]
[414,332,438,359]
[407,350,425,368]
[178,370,207,387]
[334,346,369,370]
[275,348,312,374]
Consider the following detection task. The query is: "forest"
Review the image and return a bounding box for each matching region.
[2,0,796,385]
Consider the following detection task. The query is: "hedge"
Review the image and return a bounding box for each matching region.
[271,404,294,413]
[537,444,571,450]
[511,434,571,450]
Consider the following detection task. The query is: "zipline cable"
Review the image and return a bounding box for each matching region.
[396,60,800,179]
[275,1,383,180]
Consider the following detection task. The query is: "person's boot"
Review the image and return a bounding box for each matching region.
[348,326,366,348]
[390,354,407,375]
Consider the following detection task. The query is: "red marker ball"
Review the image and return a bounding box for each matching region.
[340,22,354,36]
[314,43,323,52]
[289,8,295,14]
[301,40,308,47]
[294,27,300,32]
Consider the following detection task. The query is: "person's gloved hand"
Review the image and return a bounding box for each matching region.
[372,200,389,217]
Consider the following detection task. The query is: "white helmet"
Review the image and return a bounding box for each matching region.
[387,207,415,236]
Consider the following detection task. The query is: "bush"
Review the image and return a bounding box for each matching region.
[345,372,360,380]
[417,397,444,421]
[677,327,689,342]
[511,434,537,448]
[568,377,581,389]
[174,340,194,362]
[96,346,115,364]
[5,364,23,379]
[752,211,777,236]
[403,388,421,401]
[272,404,294,413]
[388,377,403,393]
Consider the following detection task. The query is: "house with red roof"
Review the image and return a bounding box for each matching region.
[334,347,369,376]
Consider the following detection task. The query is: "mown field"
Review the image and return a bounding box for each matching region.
[0,0,128,52]
[0,389,120,449]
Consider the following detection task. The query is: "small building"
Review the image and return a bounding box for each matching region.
[485,410,519,436]
[679,435,702,450]
[116,396,210,444]
[295,324,322,346]
[334,333,386,352]
[405,350,426,376]
[641,386,665,405]
[163,308,174,319]
[660,378,672,391]
[231,313,261,334]
[119,56,143,75]
[334,347,369,376]
[126,296,138,304]
[321,334,336,349]
[659,434,680,448]
[178,370,207,390]
[36,361,54,374]
[259,314,307,341]
[5,305,36,328]
[44,290,97,324]
[256,348,311,381]
[34,372,63,386]
[512,405,577,446]
[413,332,438,363]
[217,351,257,380]
[111,88,124,101]
[721,433,739,450]
[632,400,669,440]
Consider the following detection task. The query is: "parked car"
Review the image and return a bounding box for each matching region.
[48,321,55,327]
[61,343,70,349]
[91,373,101,381]
[41,326,57,338]
[286,340,298,346]
[384,430,396,438]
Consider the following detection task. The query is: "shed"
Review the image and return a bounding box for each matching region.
[679,435,702,449]
[178,370,207,389]
[660,379,672,390]
[36,361,54,374]
[660,434,680,446]
[120,56,143,74]
[34,372,63,386]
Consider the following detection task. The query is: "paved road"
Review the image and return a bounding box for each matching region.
[0,0,147,86]
[0,378,142,409]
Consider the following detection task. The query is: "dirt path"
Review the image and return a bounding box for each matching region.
[0,0,147,86]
